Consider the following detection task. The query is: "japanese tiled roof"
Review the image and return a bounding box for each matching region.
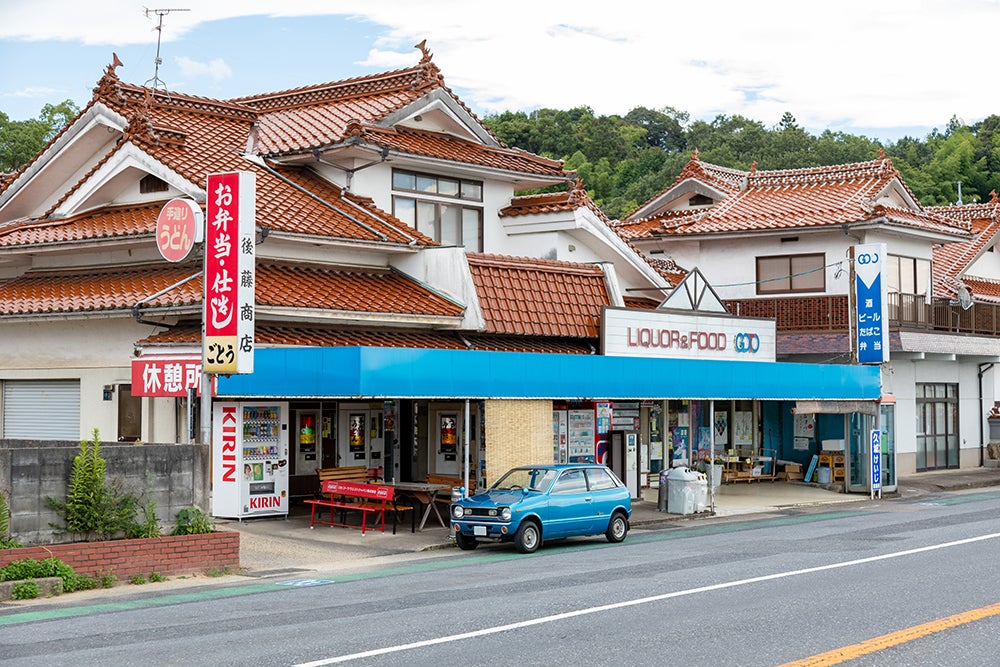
[466,253,611,337]
[615,152,971,239]
[0,202,160,246]
[499,178,611,222]
[140,325,595,354]
[929,195,1000,296]
[227,45,562,177]
[2,47,563,235]
[0,261,463,318]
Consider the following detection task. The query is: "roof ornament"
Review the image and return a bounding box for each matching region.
[344,119,364,138]
[415,39,433,65]
[749,160,758,175]
[92,52,126,104]
[691,148,699,161]
[568,177,586,204]
[990,190,999,205]
[412,40,443,91]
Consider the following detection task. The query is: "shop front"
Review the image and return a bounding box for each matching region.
[215,346,881,500]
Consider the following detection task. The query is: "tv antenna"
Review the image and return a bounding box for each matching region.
[143,7,189,90]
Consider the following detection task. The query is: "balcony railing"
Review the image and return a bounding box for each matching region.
[724,293,1000,337]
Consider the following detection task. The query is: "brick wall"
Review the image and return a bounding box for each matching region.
[484,399,551,483]
[0,530,240,579]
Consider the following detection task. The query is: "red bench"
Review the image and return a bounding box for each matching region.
[304,480,410,534]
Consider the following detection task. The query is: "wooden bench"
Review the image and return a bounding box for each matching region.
[424,474,476,507]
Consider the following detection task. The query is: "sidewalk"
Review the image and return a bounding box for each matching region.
[225,466,1000,575]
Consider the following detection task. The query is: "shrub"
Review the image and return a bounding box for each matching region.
[0,493,19,548]
[46,429,142,541]
[0,557,80,592]
[12,580,40,600]
[125,474,162,539]
[171,507,214,536]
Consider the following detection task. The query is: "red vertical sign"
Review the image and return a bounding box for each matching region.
[204,171,255,374]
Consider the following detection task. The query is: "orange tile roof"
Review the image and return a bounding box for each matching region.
[466,253,610,337]
[0,261,463,318]
[499,179,610,222]
[619,153,971,239]
[0,203,160,246]
[929,196,1000,298]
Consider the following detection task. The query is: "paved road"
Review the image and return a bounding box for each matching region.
[2,488,1000,666]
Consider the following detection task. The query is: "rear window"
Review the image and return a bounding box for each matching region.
[586,468,619,491]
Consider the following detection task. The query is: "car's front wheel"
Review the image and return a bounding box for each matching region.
[605,511,628,543]
[514,520,541,553]
[455,532,479,551]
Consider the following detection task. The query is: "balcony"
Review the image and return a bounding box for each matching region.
[724,293,1000,337]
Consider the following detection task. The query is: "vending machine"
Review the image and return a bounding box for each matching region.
[211,401,289,519]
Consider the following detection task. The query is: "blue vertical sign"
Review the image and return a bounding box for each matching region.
[871,428,882,492]
[854,244,889,364]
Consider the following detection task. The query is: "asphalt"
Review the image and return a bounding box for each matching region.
[4,467,999,609]
[224,466,1000,576]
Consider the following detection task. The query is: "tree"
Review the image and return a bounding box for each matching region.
[0,99,78,173]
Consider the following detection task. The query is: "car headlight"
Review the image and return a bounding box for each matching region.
[452,505,465,519]
[500,507,512,521]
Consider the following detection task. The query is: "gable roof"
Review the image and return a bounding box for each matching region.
[466,253,610,338]
[929,194,1000,300]
[616,151,971,241]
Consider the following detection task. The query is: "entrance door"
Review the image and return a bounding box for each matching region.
[916,383,959,470]
[847,407,897,493]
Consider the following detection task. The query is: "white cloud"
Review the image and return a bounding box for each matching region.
[175,56,232,82]
[1,86,59,99]
[3,0,1000,138]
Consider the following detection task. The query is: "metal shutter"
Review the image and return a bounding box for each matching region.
[2,380,81,439]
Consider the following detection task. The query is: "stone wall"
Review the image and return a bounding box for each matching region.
[0,439,210,545]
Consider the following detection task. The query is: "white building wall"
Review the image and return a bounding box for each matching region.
[0,318,180,443]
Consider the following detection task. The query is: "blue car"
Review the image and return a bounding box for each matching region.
[450,464,632,553]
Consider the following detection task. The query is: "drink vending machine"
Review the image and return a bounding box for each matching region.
[211,401,289,519]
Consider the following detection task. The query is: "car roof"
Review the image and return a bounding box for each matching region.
[512,464,607,470]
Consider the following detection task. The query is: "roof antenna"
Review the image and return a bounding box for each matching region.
[143,7,189,91]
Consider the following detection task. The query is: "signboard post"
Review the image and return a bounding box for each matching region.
[871,428,882,499]
[852,244,889,364]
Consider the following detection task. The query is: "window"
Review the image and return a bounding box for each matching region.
[139,174,168,194]
[886,254,931,296]
[688,194,713,207]
[551,469,587,494]
[756,253,825,294]
[586,467,619,491]
[392,169,483,252]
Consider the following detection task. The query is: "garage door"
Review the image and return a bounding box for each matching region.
[2,380,81,440]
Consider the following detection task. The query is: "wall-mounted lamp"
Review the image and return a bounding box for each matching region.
[103,385,115,401]
[568,244,576,252]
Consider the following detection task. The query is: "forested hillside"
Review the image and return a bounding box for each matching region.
[482,107,1000,220]
[4,101,999,223]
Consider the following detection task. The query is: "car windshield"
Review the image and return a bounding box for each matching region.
[491,467,558,493]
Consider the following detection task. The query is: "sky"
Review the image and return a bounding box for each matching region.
[1,0,999,143]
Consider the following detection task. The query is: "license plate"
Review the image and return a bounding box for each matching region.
[473,525,487,536]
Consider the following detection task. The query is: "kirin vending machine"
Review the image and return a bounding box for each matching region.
[211,401,289,519]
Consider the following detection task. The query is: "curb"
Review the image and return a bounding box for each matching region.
[0,576,64,602]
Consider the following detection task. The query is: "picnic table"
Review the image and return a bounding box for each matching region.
[390,482,453,531]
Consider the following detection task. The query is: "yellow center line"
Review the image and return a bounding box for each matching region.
[778,601,1000,666]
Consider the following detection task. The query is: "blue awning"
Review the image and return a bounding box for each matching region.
[216,346,880,402]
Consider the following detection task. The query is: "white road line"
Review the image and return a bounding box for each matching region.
[294,531,1000,666]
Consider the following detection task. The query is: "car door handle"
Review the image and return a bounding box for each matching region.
[584,496,593,502]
